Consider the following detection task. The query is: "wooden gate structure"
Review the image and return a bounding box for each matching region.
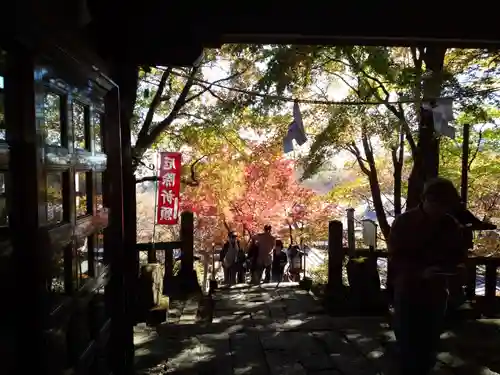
[2,2,500,375]
[0,2,204,372]
[326,217,500,317]
[0,17,201,375]
[0,39,127,374]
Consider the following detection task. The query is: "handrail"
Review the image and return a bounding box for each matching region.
[347,247,500,310]
[350,247,500,265]
[136,241,181,251]
[49,265,110,324]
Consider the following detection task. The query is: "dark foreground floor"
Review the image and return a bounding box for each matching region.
[134,283,500,375]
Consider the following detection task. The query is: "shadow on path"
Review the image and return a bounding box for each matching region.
[134,283,500,375]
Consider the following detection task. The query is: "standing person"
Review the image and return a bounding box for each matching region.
[235,237,247,284]
[264,262,271,283]
[388,177,467,375]
[219,241,229,284]
[221,231,241,285]
[247,237,259,282]
[287,244,303,282]
[250,225,276,284]
[271,240,287,282]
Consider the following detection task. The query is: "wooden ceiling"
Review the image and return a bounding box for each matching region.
[93,2,500,66]
[10,1,500,67]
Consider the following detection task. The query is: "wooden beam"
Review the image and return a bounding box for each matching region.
[110,62,138,373]
[327,220,344,294]
[180,211,194,274]
[5,42,49,375]
[102,78,132,374]
[136,241,181,251]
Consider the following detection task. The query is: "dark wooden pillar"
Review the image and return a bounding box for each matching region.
[114,62,139,282]
[111,61,139,355]
[484,262,497,316]
[6,43,48,375]
[346,208,355,256]
[327,220,344,293]
[180,211,194,273]
[102,82,133,374]
[180,211,200,294]
[164,248,174,281]
[465,262,476,301]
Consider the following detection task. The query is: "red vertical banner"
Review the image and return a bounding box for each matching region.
[156,152,182,225]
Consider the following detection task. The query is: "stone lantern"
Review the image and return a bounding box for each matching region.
[361,219,377,250]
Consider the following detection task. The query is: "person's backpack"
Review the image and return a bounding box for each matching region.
[248,241,258,261]
[278,252,288,268]
[236,242,246,263]
[288,246,302,271]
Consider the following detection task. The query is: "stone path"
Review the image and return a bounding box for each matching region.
[134,283,384,374]
[134,283,500,375]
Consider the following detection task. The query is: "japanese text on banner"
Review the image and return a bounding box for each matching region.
[157,152,181,225]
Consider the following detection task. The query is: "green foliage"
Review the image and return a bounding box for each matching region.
[132,45,500,254]
[309,259,328,285]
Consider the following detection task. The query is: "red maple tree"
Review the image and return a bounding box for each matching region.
[180,143,340,247]
[229,144,339,242]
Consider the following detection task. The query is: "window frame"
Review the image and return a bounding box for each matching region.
[34,65,108,295]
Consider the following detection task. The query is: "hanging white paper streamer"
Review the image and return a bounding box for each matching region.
[423,99,456,139]
[283,102,307,153]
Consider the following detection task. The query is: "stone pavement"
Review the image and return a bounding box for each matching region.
[134,283,500,375]
[134,283,386,374]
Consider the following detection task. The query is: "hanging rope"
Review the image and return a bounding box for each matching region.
[140,67,500,106]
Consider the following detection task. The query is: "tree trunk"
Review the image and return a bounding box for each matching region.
[132,66,199,160]
[392,126,404,217]
[393,166,402,216]
[361,132,391,241]
[288,223,294,245]
[406,46,447,209]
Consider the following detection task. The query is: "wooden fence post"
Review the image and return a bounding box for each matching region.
[484,262,498,316]
[180,211,194,273]
[163,247,173,294]
[328,220,344,293]
[346,208,355,256]
[180,211,200,294]
[202,253,209,293]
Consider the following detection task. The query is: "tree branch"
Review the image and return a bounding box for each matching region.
[133,68,247,159]
[135,155,206,186]
[344,51,417,154]
[136,175,158,184]
[223,219,231,232]
[133,65,200,158]
[397,103,416,157]
[136,68,172,143]
[468,128,483,171]
[346,142,370,175]
[184,70,246,104]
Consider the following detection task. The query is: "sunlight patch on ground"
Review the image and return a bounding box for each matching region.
[134,334,157,347]
[166,339,215,371]
[438,352,467,367]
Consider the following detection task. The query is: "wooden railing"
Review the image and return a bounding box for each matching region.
[351,248,500,314]
[136,241,181,282]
